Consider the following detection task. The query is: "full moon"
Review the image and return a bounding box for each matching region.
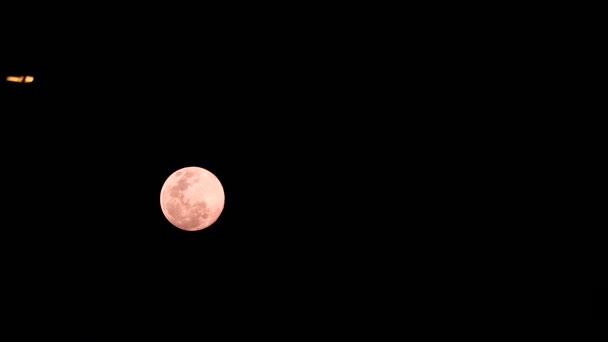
[160,166,225,231]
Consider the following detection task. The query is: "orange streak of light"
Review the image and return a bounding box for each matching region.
[6,76,34,83]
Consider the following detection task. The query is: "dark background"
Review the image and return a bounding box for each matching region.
[0,21,415,331]
[0,9,535,335]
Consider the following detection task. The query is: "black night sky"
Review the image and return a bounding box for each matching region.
[0,9,523,335]
[0,27,413,329]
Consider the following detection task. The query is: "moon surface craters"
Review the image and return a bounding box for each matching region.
[164,197,210,230]
[160,166,224,231]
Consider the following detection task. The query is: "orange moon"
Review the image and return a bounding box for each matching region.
[160,166,225,231]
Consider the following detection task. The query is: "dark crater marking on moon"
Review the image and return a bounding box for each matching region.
[165,172,212,230]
